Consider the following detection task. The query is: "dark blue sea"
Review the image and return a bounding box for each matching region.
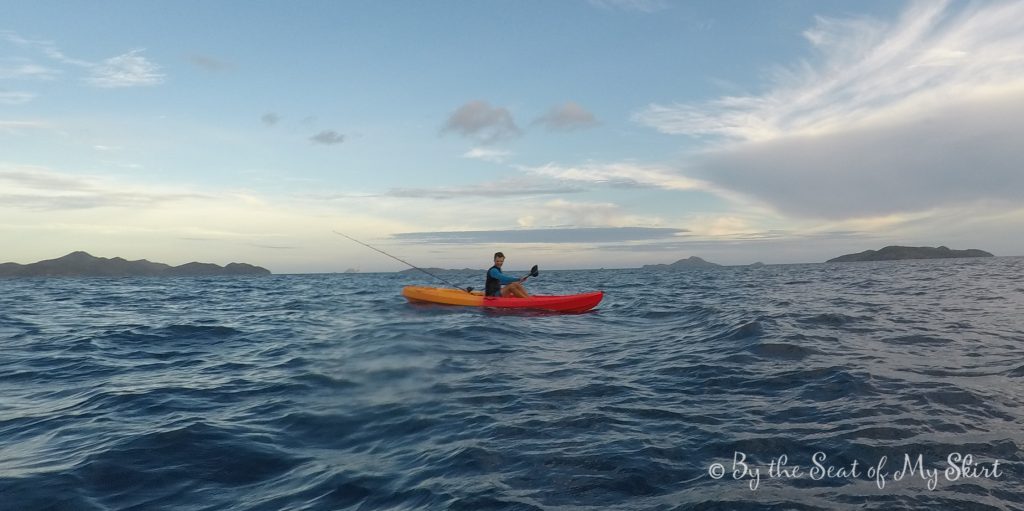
[2,257,1023,510]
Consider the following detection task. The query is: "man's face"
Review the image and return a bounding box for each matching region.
[494,256,505,268]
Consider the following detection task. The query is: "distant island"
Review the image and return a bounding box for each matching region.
[0,251,271,277]
[827,245,994,263]
[642,256,721,270]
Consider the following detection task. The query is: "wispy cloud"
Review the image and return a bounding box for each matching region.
[1,31,91,67]
[392,226,686,244]
[386,179,583,200]
[0,90,36,105]
[310,130,345,145]
[587,0,668,14]
[0,120,48,133]
[633,0,1024,220]
[0,60,60,80]
[533,101,600,131]
[2,31,164,89]
[520,161,720,194]
[515,198,665,229]
[86,50,164,88]
[463,147,512,163]
[0,164,207,210]
[441,100,521,144]
[636,1,1024,141]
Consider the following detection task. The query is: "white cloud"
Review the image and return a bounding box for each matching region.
[588,0,668,13]
[518,161,754,207]
[636,1,1024,141]
[392,227,684,244]
[697,90,1024,219]
[463,147,512,163]
[0,164,422,272]
[0,61,60,80]
[1,31,90,67]
[3,32,164,89]
[633,0,1024,222]
[386,178,582,199]
[0,91,35,105]
[516,198,663,228]
[0,120,48,133]
[86,50,164,88]
[0,164,208,210]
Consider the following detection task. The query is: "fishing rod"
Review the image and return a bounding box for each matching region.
[333,231,474,293]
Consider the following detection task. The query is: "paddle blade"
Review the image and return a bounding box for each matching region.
[530,265,539,277]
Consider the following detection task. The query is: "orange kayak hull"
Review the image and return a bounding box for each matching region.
[401,286,603,313]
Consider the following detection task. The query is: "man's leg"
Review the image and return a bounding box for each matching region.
[501,282,530,298]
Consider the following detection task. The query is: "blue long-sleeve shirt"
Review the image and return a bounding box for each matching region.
[488,267,519,285]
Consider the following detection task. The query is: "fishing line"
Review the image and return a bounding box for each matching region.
[333,231,473,292]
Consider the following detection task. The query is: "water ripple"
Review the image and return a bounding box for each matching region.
[0,259,1022,509]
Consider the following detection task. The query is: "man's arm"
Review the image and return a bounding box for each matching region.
[488,267,519,285]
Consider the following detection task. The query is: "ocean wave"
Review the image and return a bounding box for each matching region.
[1,258,1022,509]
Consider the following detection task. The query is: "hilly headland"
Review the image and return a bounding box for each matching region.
[0,251,271,277]
[827,245,994,263]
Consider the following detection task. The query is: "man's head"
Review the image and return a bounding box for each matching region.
[493,252,505,267]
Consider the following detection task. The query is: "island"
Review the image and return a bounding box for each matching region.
[827,245,994,263]
[641,256,722,270]
[0,251,271,277]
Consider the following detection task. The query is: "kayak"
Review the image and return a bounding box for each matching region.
[402,286,603,313]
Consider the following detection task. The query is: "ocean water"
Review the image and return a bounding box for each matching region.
[1,257,1022,510]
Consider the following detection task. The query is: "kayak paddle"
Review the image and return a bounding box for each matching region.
[522,265,539,281]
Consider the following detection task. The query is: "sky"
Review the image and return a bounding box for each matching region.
[3,0,1024,273]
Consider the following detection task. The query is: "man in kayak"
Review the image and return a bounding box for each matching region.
[485,252,530,298]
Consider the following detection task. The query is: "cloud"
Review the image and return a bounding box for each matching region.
[261,113,282,126]
[0,164,208,210]
[0,91,35,105]
[520,161,738,198]
[515,198,665,228]
[533,102,600,131]
[386,179,583,199]
[636,1,1024,141]
[189,54,233,72]
[86,50,164,88]
[587,0,668,13]
[698,91,1024,219]
[1,31,91,67]
[0,120,48,133]
[310,130,345,145]
[632,0,1024,220]
[463,147,512,163]
[2,32,163,88]
[392,227,686,244]
[0,60,60,80]
[441,100,521,144]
